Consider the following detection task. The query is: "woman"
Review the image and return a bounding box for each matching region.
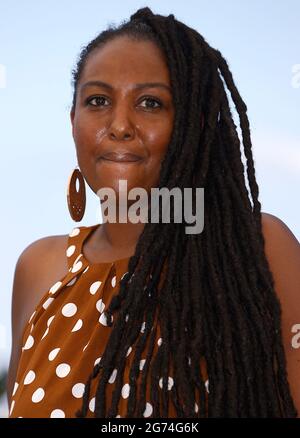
[7,7,300,418]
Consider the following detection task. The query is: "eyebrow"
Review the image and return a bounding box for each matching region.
[80,80,172,93]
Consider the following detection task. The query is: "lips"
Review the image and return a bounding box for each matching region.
[100,152,143,163]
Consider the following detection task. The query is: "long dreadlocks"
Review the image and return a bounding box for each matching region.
[70,7,297,418]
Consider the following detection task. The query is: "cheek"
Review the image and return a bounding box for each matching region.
[73,116,96,151]
[72,118,97,184]
[144,123,172,160]
[95,127,106,144]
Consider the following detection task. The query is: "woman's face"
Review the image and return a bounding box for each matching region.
[70,36,175,202]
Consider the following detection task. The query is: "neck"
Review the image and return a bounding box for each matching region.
[99,221,145,251]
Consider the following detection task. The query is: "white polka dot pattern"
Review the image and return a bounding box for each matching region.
[159,376,174,391]
[143,402,153,418]
[47,316,55,327]
[121,271,128,280]
[28,310,36,323]
[108,369,117,384]
[62,303,77,317]
[8,225,208,418]
[32,388,45,403]
[82,342,89,352]
[49,281,62,294]
[12,382,19,396]
[42,297,54,310]
[94,357,101,366]
[71,319,83,332]
[23,335,34,350]
[121,383,130,399]
[140,321,146,333]
[72,383,85,399]
[56,363,71,378]
[69,228,80,237]
[90,281,102,295]
[41,327,49,340]
[9,400,15,416]
[66,245,76,257]
[66,277,77,287]
[96,299,105,313]
[139,359,146,371]
[48,348,60,361]
[99,312,113,326]
[50,409,65,418]
[89,397,95,412]
[24,370,36,385]
[71,260,83,273]
[205,379,209,393]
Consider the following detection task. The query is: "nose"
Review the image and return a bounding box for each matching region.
[108,104,135,141]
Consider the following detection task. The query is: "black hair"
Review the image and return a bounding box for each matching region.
[71,7,297,417]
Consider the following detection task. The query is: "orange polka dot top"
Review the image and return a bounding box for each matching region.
[9,224,209,418]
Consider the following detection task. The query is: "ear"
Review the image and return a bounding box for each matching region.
[70,108,75,124]
[70,108,75,137]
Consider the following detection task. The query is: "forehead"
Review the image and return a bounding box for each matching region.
[79,36,171,86]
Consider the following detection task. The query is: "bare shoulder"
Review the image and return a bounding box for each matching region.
[261,211,300,416]
[14,232,70,321]
[7,232,69,405]
[261,211,300,298]
[261,211,299,242]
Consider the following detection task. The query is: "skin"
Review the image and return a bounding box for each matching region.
[6,37,300,416]
[70,36,175,262]
[261,213,300,415]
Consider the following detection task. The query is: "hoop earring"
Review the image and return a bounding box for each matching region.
[67,166,86,222]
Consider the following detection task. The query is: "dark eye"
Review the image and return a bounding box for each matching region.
[139,97,162,110]
[86,96,109,107]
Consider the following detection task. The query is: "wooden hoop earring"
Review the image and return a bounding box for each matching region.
[67,167,86,222]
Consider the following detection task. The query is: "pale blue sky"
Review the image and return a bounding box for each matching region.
[0,1,299,410]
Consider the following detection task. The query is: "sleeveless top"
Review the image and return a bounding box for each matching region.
[9,224,209,418]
